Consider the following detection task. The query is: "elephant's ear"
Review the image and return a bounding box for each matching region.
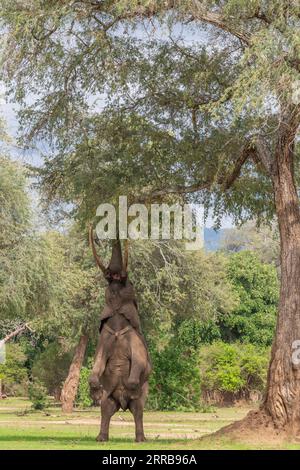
[89,225,108,275]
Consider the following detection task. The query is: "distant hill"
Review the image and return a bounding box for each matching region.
[204,227,230,251]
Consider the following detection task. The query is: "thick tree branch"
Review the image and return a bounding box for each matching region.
[2,323,33,344]
[86,1,251,45]
[190,10,251,45]
[144,181,211,200]
[139,145,253,202]
[222,145,254,190]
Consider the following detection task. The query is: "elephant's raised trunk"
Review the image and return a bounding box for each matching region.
[89,225,129,278]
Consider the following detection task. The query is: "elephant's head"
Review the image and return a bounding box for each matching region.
[89,225,128,283]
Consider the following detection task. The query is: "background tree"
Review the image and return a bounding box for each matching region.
[0,157,102,410]
[0,343,28,398]
[31,343,72,401]
[0,156,36,321]
[130,241,236,349]
[33,229,102,413]
[221,251,279,346]
[221,222,280,266]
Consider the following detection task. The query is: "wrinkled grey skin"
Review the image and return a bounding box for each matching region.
[89,239,151,442]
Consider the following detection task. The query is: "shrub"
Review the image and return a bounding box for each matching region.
[199,341,269,402]
[0,343,28,396]
[28,380,48,410]
[147,342,201,411]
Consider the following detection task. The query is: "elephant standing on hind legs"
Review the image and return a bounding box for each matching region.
[88,227,151,442]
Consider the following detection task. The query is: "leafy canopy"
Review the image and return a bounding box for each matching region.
[0,1,299,227]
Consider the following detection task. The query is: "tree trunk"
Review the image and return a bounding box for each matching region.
[262,144,300,434]
[60,334,88,413]
[216,138,300,441]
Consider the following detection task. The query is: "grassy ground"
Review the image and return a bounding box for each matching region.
[0,398,299,450]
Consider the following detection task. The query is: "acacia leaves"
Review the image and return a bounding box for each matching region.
[2,1,299,226]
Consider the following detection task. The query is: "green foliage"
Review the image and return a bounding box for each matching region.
[0,157,103,342]
[0,343,28,396]
[76,359,93,408]
[2,224,103,345]
[131,242,236,347]
[2,1,297,225]
[0,156,37,320]
[177,318,221,349]
[199,342,269,396]
[221,251,279,346]
[0,156,31,247]
[148,342,201,411]
[28,380,48,410]
[31,343,72,397]
[221,222,280,266]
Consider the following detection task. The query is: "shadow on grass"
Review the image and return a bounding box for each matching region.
[0,434,180,444]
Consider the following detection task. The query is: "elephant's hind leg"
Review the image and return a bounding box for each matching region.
[129,397,146,442]
[97,396,119,442]
[128,333,148,389]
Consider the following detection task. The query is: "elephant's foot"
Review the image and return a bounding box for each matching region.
[89,373,100,389]
[96,433,108,442]
[135,434,146,443]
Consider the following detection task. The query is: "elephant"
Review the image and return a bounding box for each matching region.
[88,227,151,442]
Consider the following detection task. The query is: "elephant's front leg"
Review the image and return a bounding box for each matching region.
[129,398,146,442]
[89,337,108,389]
[97,396,119,442]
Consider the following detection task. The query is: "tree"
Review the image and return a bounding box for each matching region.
[1,0,300,435]
[60,334,89,412]
[31,342,72,400]
[221,222,280,266]
[0,343,28,398]
[221,251,279,346]
[130,241,236,349]
[0,157,99,409]
[0,156,35,320]
[34,229,102,413]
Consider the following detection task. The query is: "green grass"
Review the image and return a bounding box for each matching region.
[0,398,299,450]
